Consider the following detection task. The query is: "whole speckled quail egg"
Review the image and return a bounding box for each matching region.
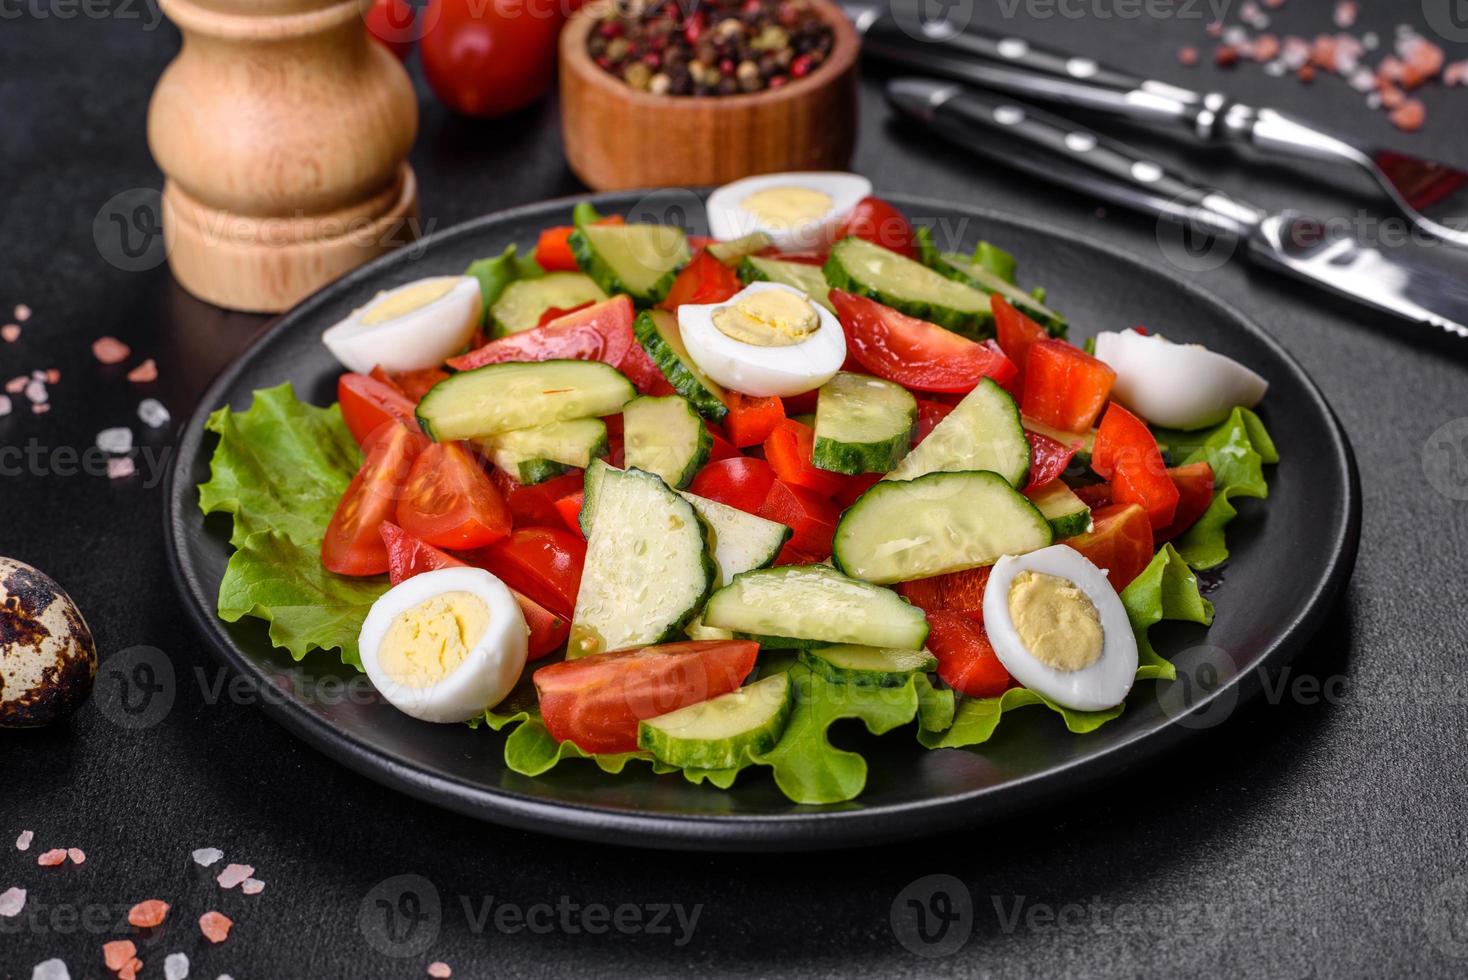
[0,557,96,727]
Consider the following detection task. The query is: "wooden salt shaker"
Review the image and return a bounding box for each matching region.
[148,0,420,313]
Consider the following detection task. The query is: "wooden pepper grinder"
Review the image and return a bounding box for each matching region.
[148,0,420,313]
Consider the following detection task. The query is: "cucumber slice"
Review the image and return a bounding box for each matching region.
[707,232,773,266]
[637,673,794,769]
[833,471,1053,584]
[570,466,714,658]
[569,223,690,306]
[1026,481,1093,539]
[703,565,929,651]
[885,378,1029,487]
[824,237,991,336]
[799,645,938,688]
[633,309,729,421]
[417,360,634,441]
[813,372,917,474]
[481,418,608,485]
[937,252,1067,336]
[737,255,835,311]
[1022,416,1096,464]
[489,272,607,337]
[623,395,712,489]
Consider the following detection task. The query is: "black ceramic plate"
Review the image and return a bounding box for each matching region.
[165,191,1359,851]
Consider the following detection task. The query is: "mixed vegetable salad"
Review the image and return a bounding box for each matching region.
[199,172,1277,805]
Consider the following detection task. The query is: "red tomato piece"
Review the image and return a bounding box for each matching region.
[914,399,954,445]
[322,424,421,576]
[489,470,584,529]
[395,442,512,550]
[688,457,775,514]
[830,290,1018,394]
[1157,462,1215,543]
[419,0,562,118]
[534,640,760,754]
[447,295,635,372]
[554,491,585,540]
[991,295,1050,378]
[1093,404,1179,530]
[722,392,786,448]
[338,373,420,446]
[534,226,580,271]
[1021,340,1116,433]
[924,612,1013,698]
[537,301,595,327]
[659,250,741,311]
[1023,430,1078,492]
[763,419,846,496]
[471,526,586,619]
[896,567,991,623]
[1064,503,1155,592]
[834,197,919,259]
[757,479,840,557]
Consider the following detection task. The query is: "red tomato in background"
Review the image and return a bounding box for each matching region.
[472,526,586,618]
[924,613,1012,698]
[364,0,417,60]
[338,373,419,446]
[419,0,562,118]
[322,423,422,576]
[395,441,512,550]
[835,197,919,259]
[1064,503,1155,592]
[534,640,759,754]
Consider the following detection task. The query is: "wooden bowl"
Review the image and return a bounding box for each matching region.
[560,0,859,191]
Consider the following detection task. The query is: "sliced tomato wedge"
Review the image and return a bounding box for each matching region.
[395,441,512,550]
[914,399,954,444]
[554,491,585,540]
[471,526,586,619]
[896,567,991,623]
[338,373,420,446]
[322,423,421,576]
[1024,430,1078,492]
[1093,403,1178,530]
[924,612,1012,697]
[447,295,635,373]
[763,418,845,496]
[534,639,759,755]
[1064,502,1155,592]
[757,478,840,557]
[722,392,786,448]
[1157,462,1214,543]
[659,249,741,311]
[1021,340,1116,433]
[378,521,568,659]
[834,196,919,259]
[991,295,1050,379]
[830,290,1018,394]
[688,457,776,514]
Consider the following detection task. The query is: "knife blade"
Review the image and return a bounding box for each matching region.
[886,78,1468,341]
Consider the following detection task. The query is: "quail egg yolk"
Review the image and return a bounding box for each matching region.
[360,279,456,326]
[378,592,491,688]
[1006,571,1104,672]
[740,186,834,230]
[712,289,820,347]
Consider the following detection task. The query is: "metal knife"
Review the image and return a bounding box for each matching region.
[886,78,1468,341]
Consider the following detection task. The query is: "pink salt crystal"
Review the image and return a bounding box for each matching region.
[13,304,30,322]
[31,403,50,415]
[1,325,18,343]
[1333,0,1357,28]
[216,863,254,889]
[0,887,25,917]
[1390,98,1425,132]
[107,457,136,480]
[92,337,131,365]
[240,878,265,895]
[37,849,67,866]
[66,848,85,865]
[4,376,25,394]
[1178,46,1199,66]
[24,380,47,404]
[427,964,452,978]
[127,359,158,384]
[45,369,59,384]
[16,831,33,851]
[1205,20,1222,38]
[1252,34,1280,63]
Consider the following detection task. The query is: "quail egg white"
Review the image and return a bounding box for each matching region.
[1093,329,1268,430]
[705,172,873,252]
[322,275,482,374]
[677,282,847,397]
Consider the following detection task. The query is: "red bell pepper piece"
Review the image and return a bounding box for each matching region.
[1093,403,1179,530]
[763,418,845,496]
[1020,340,1116,432]
[992,295,1050,378]
[924,612,1013,698]
[536,301,595,327]
[706,425,742,462]
[1023,430,1078,492]
[896,567,991,623]
[688,457,776,514]
[659,249,741,310]
[757,478,840,557]
[722,392,786,448]
[1156,462,1214,542]
[830,290,1018,394]
[554,491,586,540]
[534,214,625,271]
[1064,503,1155,592]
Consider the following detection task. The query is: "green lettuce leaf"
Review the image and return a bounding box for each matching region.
[464,244,543,322]
[198,383,386,668]
[917,544,1208,750]
[572,201,607,226]
[1155,408,1278,569]
[972,240,1018,284]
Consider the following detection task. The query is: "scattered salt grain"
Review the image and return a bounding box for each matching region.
[128,899,170,928]
[1349,67,1377,92]
[103,940,137,972]
[192,847,223,867]
[107,457,136,480]
[0,396,10,418]
[24,380,47,405]
[0,887,26,916]
[427,964,452,978]
[31,960,70,980]
[217,863,254,890]
[1205,20,1222,38]
[1222,25,1247,46]
[1333,0,1357,28]
[97,428,133,455]
[45,369,59,384]
[14,304,30,322]
[1177,45,1198,67]
[198,910,233,944]
[241,878,265,895]
[66,848,85,865]
[1263,59,1288,77]
[37,849,67,867]
[5,376,25,394]
[31,403,49,415]
[16,831,33,851]
[2,325,19,343]
[164,952,190,980]
[1390,98,1425,132]
[138,399,170,429]
[119,958,143,980]
[92,337,131,365]
[1446,61,1468,87]
[127,359,158,384]
[1361,31,1378,51]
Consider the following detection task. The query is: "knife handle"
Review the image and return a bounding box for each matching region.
[894,81,1264,239]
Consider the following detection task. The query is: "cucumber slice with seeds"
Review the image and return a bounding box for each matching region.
[737,255,834,311]
[416,360,634,441]
[633,309,729,421]
[481,418,608,485]
[637,673,794,770]
[800,645,938,688]
[708,232,773,266]
[885,377,1029,487]
[1027,481,1093,539]
[623,395,711,489]
[824,237,992,336]
[489,272,607,337]
[936,252,1067,336]
[569,466,714,658]
[703,565,929,651]
[833,471,1053,584]
[813,372,917,474]
[570,223,690,306]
